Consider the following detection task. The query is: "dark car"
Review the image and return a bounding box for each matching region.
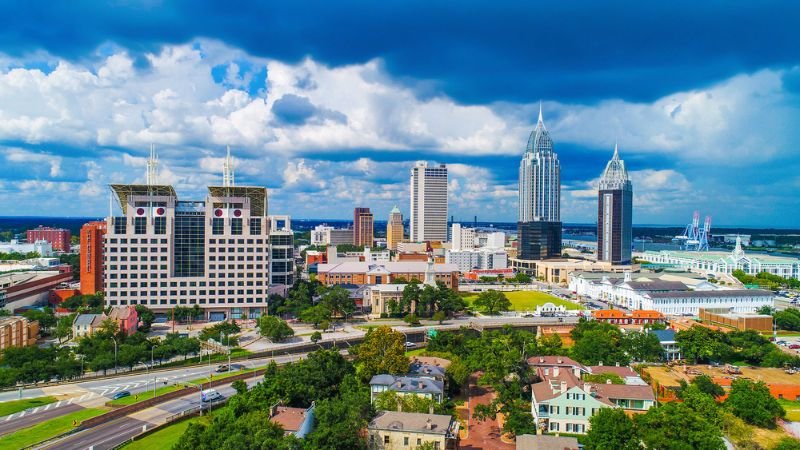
[111,390,131,400]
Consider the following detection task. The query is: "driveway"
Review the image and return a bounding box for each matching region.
[459,372,514,450]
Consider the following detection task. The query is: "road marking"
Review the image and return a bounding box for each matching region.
[31,407,40,414]
[55,400,63,407]
[43,404,52,411]
[5,415,12,421]
[18,411,25,418]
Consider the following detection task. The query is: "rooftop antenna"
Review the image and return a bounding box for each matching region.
[223,145,235,187]
[146,144,159,186]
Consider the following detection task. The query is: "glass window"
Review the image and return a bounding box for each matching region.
[114,217,127,234]
[173,214,206,277]
[134,217,147,234]
[231,218,243,235]
[154,216,167,234]
[212,218,224,235]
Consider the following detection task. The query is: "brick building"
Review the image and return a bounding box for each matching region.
[27,226,71,252]
[0,316,40,350]
[80,221,107,295]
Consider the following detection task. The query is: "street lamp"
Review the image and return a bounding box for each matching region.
[110,337,118,374]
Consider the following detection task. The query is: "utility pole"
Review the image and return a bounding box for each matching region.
[110,337,118,374]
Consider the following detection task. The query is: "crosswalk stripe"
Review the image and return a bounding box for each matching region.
[43,404,51,411]
[55,400,62,407]
[18,411,25,418]
[31,407,39,414]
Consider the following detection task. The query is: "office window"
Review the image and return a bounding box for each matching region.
[134,217,147,234]
[154,216,167,234]
[212,218,224,235]
[231,218,243,235]
[113,217,127,234]
[173,214,206,277]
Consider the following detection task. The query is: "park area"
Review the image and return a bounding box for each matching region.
[462,290,581,313]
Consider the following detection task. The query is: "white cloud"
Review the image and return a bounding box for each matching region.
[5,148,62,176]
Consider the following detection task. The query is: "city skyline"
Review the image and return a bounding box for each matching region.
[1,3,800,226]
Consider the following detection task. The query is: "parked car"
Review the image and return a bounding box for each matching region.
[404,342,417,348]
[788,344,800,349]
[111,390,131,400]
[215,364,229,373]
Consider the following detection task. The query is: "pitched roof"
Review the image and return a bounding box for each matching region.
[317,261,459,274]
[646,289,774,299]
[631,310,665,319]
[527,356,586,371]
[622,280,689,291]
[369,375,444,395]
[650,329,677,342]
[270,406,309,433]
[73,313,104,327]
[589,365,638,378]
[369,411,455,436]
[516,434,580,450]
[592,309,627,319]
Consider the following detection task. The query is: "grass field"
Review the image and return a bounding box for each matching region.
[0,396,57,417]
[463,290,581,312]
[779,399,800,421]
[0,407,106,449]
[122,417,203,449]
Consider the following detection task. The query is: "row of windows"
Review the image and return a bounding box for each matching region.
[209,264,266,270]
[108,280,266,288]
[108,247,169,253]
[109,265,168,271]
[106,272,270,280]
[372,435,439,448]
[209,247,265,253]
[108,298,267,306]
[107,256,166,262]
[109,238,169,244]
[108,289,265,296]
[209,256,265,261]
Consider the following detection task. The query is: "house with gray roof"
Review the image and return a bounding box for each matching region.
[369,374,445,403]
[72,313,107,338]
[368,411,459,450]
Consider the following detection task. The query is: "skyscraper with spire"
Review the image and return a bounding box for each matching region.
[516,105,562,260]
[386,206,404,251]
[597,144,633,264]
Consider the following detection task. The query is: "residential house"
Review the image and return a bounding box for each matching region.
[268,402,315,438]
[529,356,656,434]
[516,434,580,450]
[368,411,459,450]
[72,313,107,338]
[108,305,139,335]
[650,329,682,361]
[370,375,445,404]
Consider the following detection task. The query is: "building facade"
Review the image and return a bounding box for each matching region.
[410,162,448,242]
[445,248,508,272]
[641,289,774,315]
[354,207,375,247]
[0,240,53,257]
[80,221,107,295]
[517,221,562,260]
[27,226,71,252]
[368,411,459,450]
[0,268,73,310]
[0,316,39,350]
[316,261,459,289]
[517,106,562,263]
[519,106,560,223]
[104,179,292,320]
[639,237,800,280]
[597,145,633,265]
[386,206,404,251]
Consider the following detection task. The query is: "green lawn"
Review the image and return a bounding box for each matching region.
[405,348,426,357]
[0,396,57,417]
[778,399,800,421]
[122,417,202,449]
[463,290,581,312]
[0,407,106,449]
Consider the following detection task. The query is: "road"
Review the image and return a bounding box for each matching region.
[39,379,255,450]
[0,353,304,437]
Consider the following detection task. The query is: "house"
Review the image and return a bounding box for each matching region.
[370,375,445,404]
[268,402,315,438]
[408,360,447,383]
[72,313,107,338]
[529,356,656,434]
[108,305,139,335]
[368,411,459,450]
[516,434,580,450]
[650,329,682,361]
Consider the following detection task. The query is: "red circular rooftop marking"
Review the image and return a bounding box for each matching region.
[233,209,242,217]
[214,209,224,217]
[156,207,165,215]
[136,208,145,216]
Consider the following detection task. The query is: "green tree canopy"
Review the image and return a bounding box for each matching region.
[353,326,409,382]
[584,408,640,450]
[725,379,785,428]
[635,402,725,450]
[472,289,511,315]
[258,316,294,343]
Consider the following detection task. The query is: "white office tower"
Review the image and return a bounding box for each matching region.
[410,161,448,242]
[519,105,560,222]
[104,148,292,321]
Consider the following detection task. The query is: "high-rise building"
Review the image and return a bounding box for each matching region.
[27,226,71,252]
[519,105,560,223]
[103,148,292,320]
[597,144,633,264]
[410,162,448,242]
[80,221,107,295]
[353,207,374,247]
[517,105,561,260]
[386,206,404,251]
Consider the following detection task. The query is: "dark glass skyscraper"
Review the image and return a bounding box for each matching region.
[597,144,633,264]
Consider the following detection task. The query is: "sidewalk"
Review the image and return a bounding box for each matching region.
[459,372,514,450]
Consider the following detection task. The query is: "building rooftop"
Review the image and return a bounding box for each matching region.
[270,406,310,433]
[73,313,104,327]
[622,280,689,291]
[317,261,459,274]
[369,411,456,436]
[408,361,446,379]
[646,289,773,299]
[369,375,444,396]
[642,249,800,265]
[650,329,677,343]
[516,434,580,450]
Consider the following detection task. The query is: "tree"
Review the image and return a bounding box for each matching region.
[404,313,420,326]
[258,316,294,343]
[319,285,356,319]
[757,305,776,315]
[472,290,511,315]
[54,313,76,343]
[675,326,730,363]
[512,272,532,284]
[680,384,723,426]
[538,333,564,355]
[725,379,785,428]
[402,281,422,315]
[432,311,446,324]
[135,305,155,332]
[22,308,57,334]
[773,438,800,450]
[232,379,248,395]
[310,331,322,344]
[635,402,725,450]
[374,391,446,414]
[569,320,629,366]
[300,304,332,328]
[622,330,664,362]
[353,326,409,381]
[584,408,640,450]
[680,374,724,398]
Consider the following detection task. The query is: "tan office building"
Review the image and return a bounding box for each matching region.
[387,206,404,251]
[0,316,39,350]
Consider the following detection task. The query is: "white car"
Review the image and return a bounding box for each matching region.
[404,342,417,348]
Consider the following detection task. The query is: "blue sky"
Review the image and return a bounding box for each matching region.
[0,1,799,226]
